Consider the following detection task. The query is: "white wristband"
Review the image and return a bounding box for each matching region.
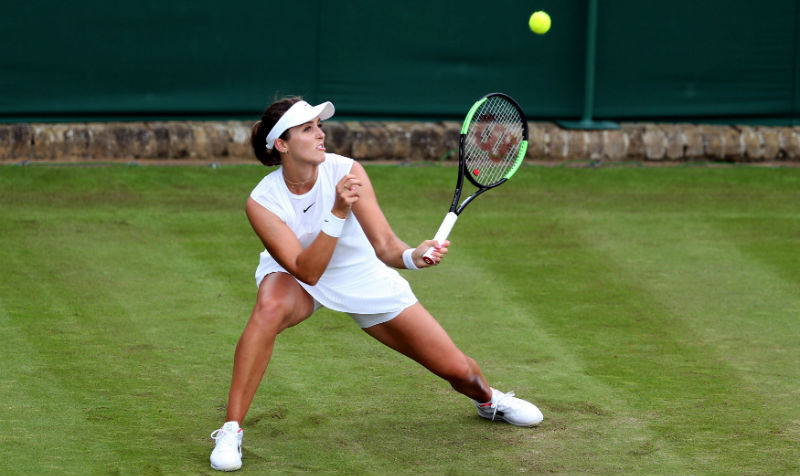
[321,210,346,238]
[402,248,420,270]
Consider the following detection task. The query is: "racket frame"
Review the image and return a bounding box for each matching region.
[422,93,528,264]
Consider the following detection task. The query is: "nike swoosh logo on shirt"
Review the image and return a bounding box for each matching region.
[303,203,314,213]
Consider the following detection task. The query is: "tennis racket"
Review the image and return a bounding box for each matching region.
[422,92,528,264]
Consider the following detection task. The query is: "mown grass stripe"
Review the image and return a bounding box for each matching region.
[1,164,799,475]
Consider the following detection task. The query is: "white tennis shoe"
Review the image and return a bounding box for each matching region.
[210,421,243,471]
[474,388,544,427]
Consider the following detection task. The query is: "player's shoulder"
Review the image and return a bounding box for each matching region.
[321,153,355,177]
[322,153,354,168]
[250,167,284,201]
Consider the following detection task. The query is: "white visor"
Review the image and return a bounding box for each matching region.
[265,100,335,149]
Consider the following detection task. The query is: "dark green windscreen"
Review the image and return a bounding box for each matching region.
[1,0,798,123]
[595,1,799,119]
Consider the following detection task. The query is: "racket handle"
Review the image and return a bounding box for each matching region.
[422,212,458,264]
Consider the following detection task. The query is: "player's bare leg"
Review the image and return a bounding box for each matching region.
[226,272,315,423]
[211,272,315,471]
[362,302,492,402]
[363,302,543,426]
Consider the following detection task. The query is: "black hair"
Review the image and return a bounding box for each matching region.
[250,96,304,166]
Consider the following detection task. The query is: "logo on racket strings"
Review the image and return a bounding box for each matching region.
[470,116,519,163]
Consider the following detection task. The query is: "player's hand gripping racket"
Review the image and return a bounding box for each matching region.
[422,92,528,264]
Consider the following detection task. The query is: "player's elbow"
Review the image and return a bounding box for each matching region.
[294,271,321,286]
[374,244,397,267]
[288,254,328,286]
[371,235,402,266]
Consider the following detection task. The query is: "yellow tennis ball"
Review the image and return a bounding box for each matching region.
[529,11,551,35]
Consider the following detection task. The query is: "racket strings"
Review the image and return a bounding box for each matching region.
[463,97,524,187]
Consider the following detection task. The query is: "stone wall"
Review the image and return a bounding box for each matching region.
[1,121,799,164]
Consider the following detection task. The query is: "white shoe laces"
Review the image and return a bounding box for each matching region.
[210,428,239,450]
[489,390,515,421]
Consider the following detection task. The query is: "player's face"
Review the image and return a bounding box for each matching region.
[284,117,326,163]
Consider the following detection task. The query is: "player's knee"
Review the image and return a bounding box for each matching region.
[441,355,478,385]
[250,295,293,332]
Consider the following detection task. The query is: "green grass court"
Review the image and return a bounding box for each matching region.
[1,163,798,475]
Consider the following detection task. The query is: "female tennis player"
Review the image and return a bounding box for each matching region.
[209,96,543,471]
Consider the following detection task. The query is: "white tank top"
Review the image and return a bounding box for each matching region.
[250,153,417,314]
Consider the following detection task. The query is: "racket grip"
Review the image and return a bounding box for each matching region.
[422,212,458,264]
